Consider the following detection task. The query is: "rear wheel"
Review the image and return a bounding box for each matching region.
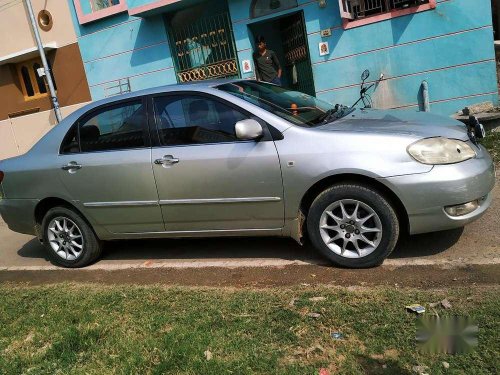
[307,183,399,268]
[41,206,102,268]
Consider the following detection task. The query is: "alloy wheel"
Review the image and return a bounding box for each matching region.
[47,217,84,260]
[319,199,382,259]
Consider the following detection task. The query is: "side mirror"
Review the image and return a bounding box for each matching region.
[469,115,486,140]
[235,119,263,141]
[361,69,370,81]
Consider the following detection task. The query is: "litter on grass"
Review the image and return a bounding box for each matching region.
[406,304,426,314]
[429,299,452,309]
[440,299,452,309]
[204,349,213,361]
[307,312,322,319]
[331,332,344,340]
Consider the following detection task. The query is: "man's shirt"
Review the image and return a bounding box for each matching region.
[253,50,281,82]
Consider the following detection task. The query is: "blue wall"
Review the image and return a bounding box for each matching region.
[69,5,177,99]
[229,0,498,115]
[69,0,498,115]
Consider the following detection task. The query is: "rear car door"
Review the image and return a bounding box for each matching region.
[58,98,164,234]
[149,92,284,232]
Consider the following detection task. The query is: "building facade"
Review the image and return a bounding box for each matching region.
[0,0,91,160]
[3,0,496,161]
[68,0,498,117]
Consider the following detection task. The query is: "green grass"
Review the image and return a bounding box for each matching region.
[481,130,500,164]
[0,285,498,374]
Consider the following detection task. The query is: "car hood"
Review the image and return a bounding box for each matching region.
[317,108,469,141]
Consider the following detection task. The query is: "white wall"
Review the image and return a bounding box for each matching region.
[0,103,88,160]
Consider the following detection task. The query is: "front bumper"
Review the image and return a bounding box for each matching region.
[0,198,38,236]
[381,149,496,235]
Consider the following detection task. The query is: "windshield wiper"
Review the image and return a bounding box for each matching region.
[320,105,340,124]
[334,105,354,120]
[320,104,356,124]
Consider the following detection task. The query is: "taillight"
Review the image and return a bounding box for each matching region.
[0,171,3,184]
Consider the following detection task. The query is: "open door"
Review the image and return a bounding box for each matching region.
[279,12,315,96]
[249,11,316,96]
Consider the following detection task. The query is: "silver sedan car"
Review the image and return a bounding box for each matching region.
[0,80,495,268]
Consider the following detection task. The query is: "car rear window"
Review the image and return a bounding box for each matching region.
[61,100,147,154]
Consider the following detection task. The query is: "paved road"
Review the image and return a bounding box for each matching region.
[0,179,498,271]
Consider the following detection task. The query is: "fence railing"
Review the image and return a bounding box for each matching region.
[103,78,131,98]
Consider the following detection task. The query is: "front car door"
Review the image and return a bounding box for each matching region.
[149,92,284,233]
[58,98,164,234]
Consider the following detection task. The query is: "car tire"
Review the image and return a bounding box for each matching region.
[41,206,102,268]
[307,183,399,268]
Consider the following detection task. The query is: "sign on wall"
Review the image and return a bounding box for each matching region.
[319,41,330,56]
[320,28,332,37]
[242,60,253,73]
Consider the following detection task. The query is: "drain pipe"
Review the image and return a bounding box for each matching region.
[422,80,430,112]
[25,0,62,122]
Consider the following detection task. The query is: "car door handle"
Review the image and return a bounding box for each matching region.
[61,162,82,171]
[154,155,179,165]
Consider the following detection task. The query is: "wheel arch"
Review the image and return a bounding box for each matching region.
[34,197,96,241]
[299,173,410,235]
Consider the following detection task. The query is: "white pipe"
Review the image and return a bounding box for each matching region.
[25,0,62,122]
[422,80,430,112]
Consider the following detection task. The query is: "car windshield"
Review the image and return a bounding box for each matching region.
[217,81,351,127]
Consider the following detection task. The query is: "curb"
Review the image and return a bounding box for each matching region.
[0,257,499,271]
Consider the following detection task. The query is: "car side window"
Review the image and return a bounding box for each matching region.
[60,125,79,154]
[153,95,248,146]
[62,101,146,154]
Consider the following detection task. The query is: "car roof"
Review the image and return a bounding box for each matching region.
[90,78,247,107]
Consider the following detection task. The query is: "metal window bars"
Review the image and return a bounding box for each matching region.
[167,12,239,83]
[103,78,131,98]
[90,0,120,12]
[341,0,429,19]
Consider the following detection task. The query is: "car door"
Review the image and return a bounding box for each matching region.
[149,92,284,232]
[58,98,164,234]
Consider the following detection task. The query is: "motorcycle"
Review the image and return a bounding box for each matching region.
[351,69,383,109]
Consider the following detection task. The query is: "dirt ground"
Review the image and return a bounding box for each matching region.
[0,263,498,288]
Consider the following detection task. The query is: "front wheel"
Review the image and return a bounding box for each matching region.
[307,183,399,268]
[41,206,102,268]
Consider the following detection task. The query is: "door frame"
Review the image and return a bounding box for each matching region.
[56,95,165,234]
[246,9,316,95]
[59,95,153,156]
[145,89,286,233]
[144,90,274,148]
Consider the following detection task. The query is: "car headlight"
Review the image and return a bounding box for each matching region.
[407,137,476,165]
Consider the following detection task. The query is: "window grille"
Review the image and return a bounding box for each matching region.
[90,0,120,12]
[167,12,239,83]
[340,0,429,20]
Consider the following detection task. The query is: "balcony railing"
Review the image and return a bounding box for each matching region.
[340,0,430,20]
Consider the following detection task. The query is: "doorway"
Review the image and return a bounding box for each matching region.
[249,11,316,96]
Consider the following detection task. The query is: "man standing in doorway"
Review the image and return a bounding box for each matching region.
[253,35,282,85]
